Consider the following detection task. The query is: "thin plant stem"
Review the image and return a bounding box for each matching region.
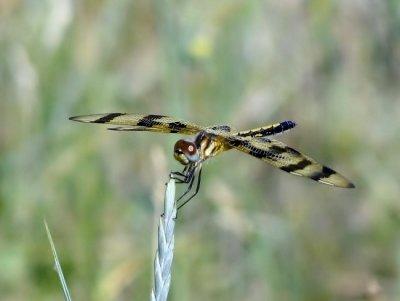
[44,220,73,301]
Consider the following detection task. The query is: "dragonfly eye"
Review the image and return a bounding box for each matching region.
[174,140,197,155]
[174,139,199,165]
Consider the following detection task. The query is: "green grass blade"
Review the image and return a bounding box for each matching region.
[44,220,73,301]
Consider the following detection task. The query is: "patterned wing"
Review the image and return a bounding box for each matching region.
[228,136,354,188]
[69,113,204,135]
[236,120,296,138]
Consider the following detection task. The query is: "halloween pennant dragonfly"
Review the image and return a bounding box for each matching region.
[69,113,354,210]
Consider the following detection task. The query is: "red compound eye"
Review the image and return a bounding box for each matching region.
[174,140,197,156]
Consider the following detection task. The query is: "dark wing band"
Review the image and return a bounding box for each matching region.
[236,120,296,138]
[228,136,354,188]
[69,113,204,135]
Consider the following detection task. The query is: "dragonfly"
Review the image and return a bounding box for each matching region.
[69,113,355,211]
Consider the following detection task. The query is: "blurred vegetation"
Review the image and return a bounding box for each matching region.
[0,1,399,300]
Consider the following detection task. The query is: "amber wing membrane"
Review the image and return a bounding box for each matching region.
[69,113,204,135]
[227,135,354,188]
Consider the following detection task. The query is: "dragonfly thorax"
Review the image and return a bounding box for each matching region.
[174,139,200,165]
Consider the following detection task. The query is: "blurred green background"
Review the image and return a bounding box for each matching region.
[1,1,399,300]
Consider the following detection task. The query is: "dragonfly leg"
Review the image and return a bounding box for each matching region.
[169,164,194,182]
[170,172,188,183]
[170,171,186,177]
[175,171,197,203]
[161,164,197,217]
[169,172,188,183]
[176,166,202,212]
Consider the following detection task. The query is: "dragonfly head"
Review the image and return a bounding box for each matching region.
[174,139,200,165]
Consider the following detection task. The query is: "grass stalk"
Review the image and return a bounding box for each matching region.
[151,179,177,301]
[44,220,73,301]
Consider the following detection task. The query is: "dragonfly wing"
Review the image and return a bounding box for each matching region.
[69,113,204,135]
[228,136,354,188]
[236,120,296,138]
[107,126,149,131]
